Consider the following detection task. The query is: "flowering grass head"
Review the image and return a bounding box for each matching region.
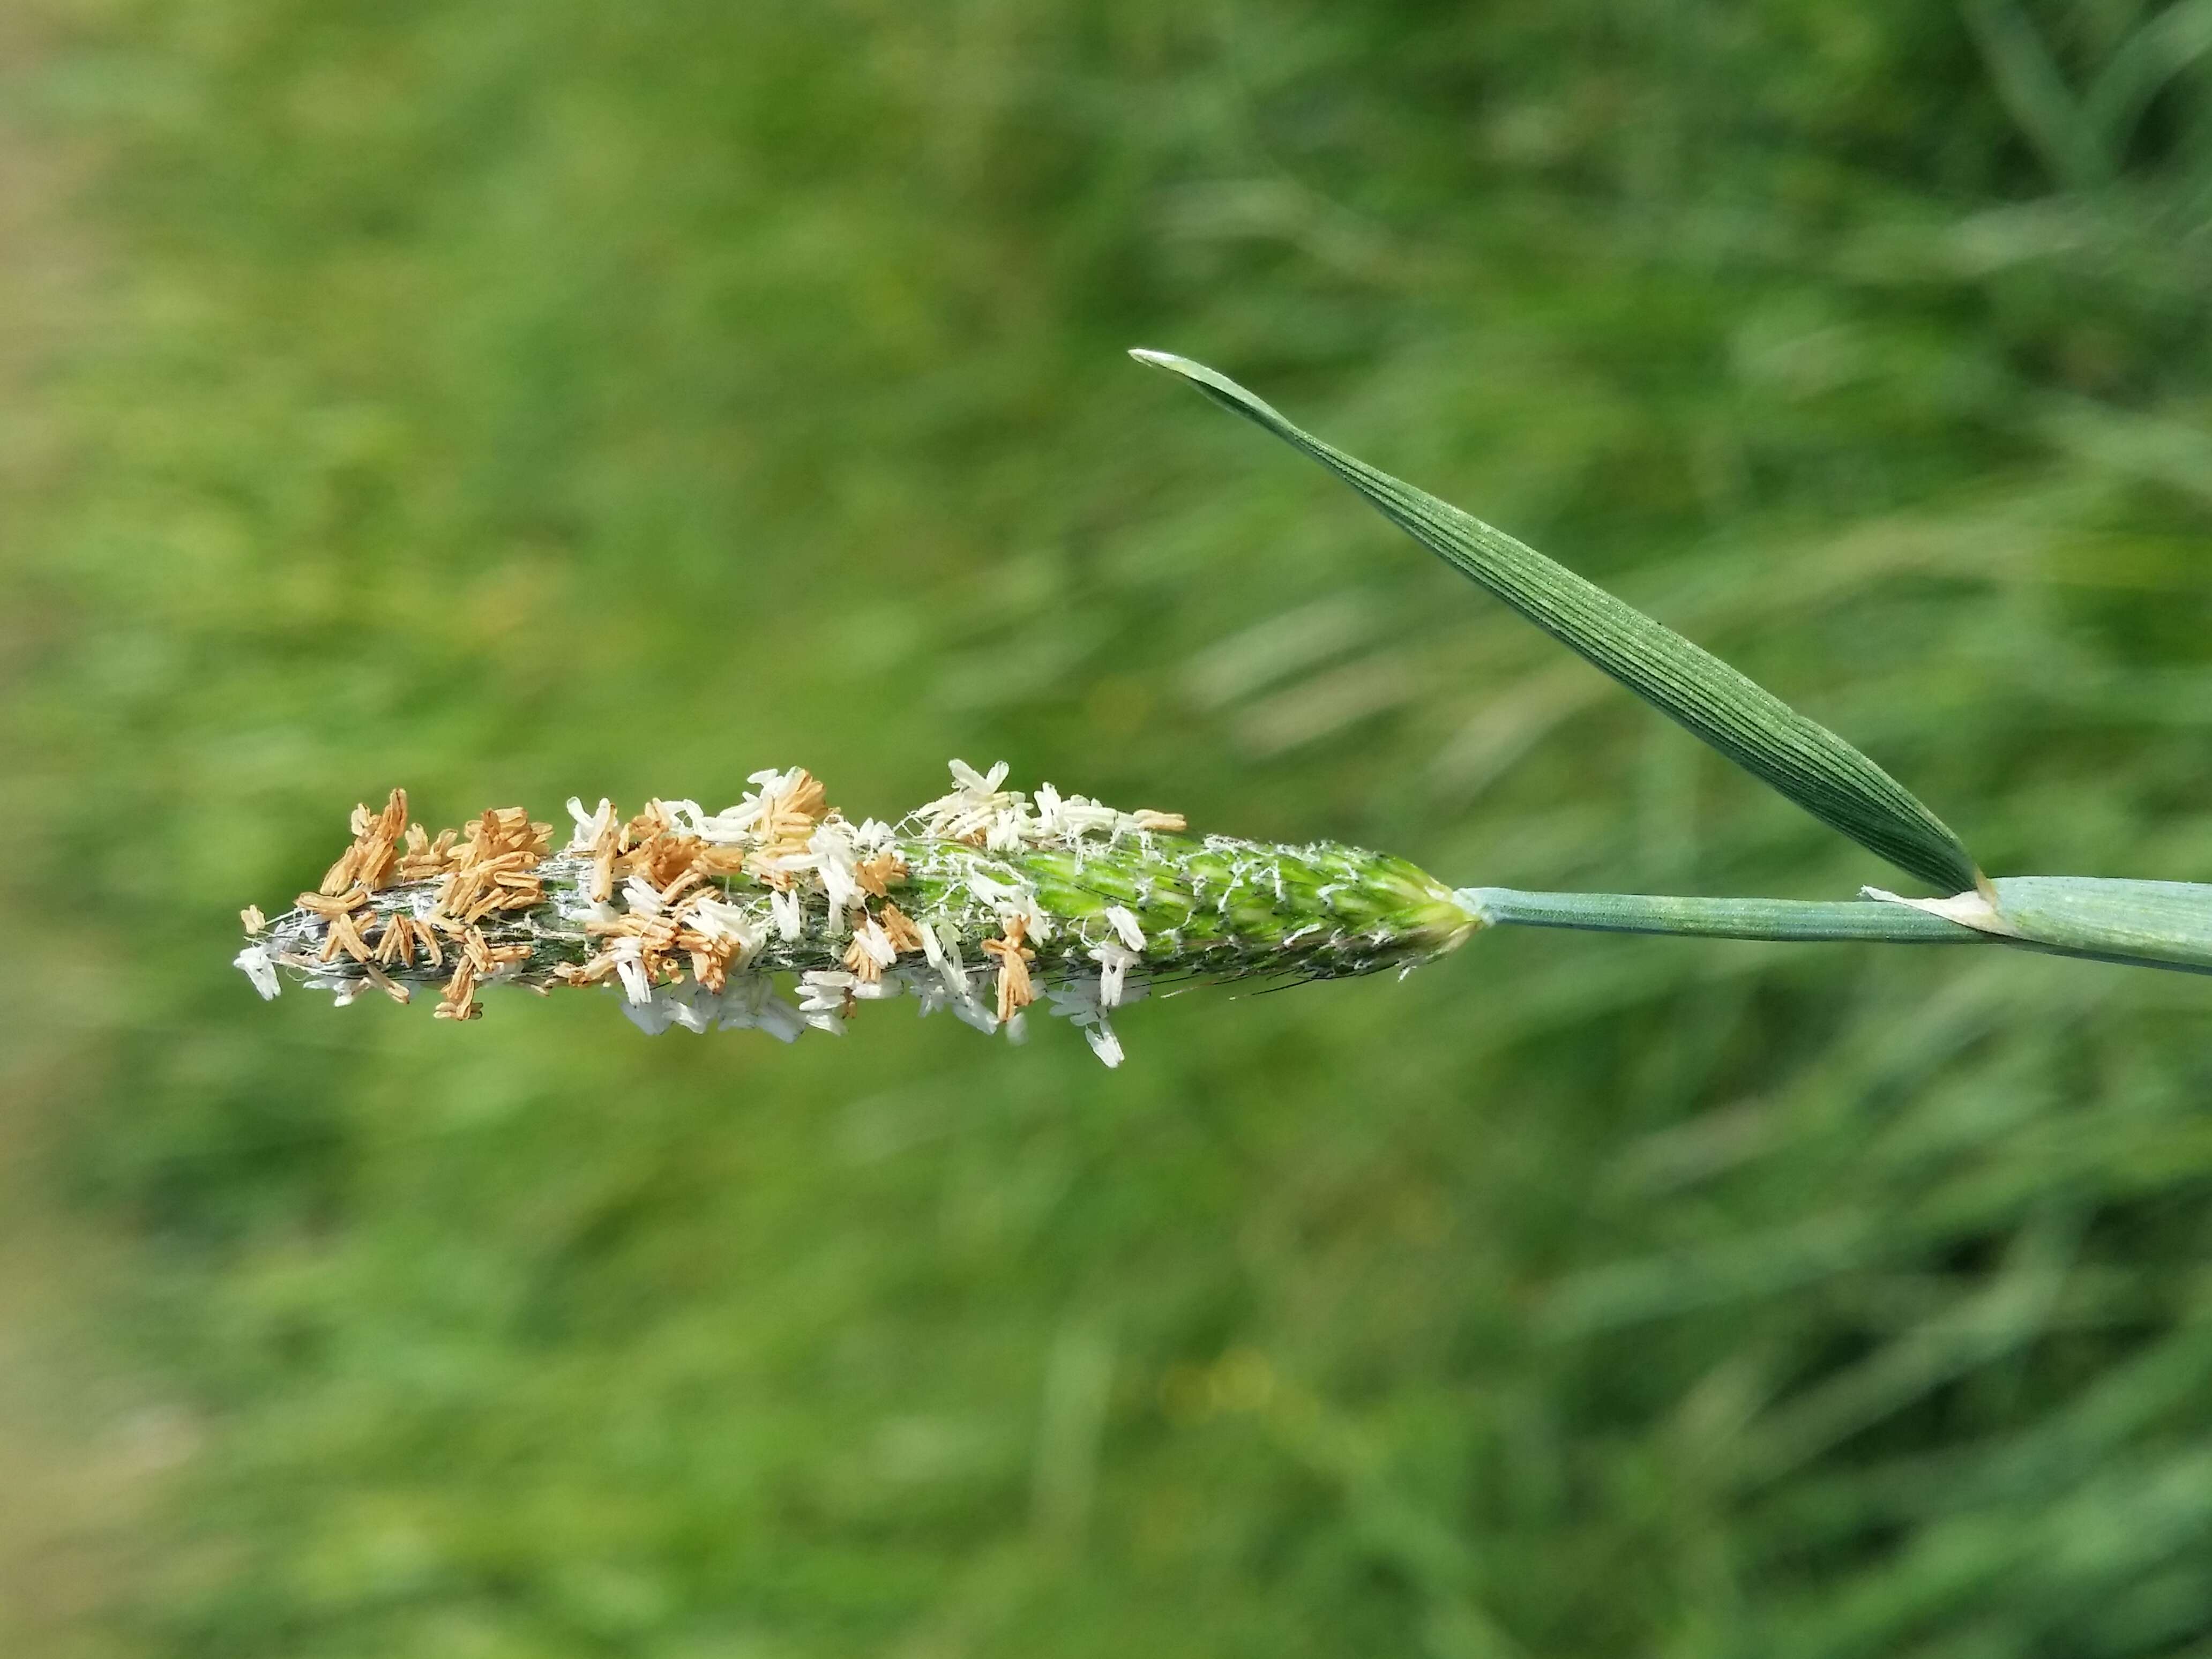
[237,761,1481,1065]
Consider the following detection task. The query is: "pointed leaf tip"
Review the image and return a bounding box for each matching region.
[1129,348,1247,399]
[1140,352,1981,894]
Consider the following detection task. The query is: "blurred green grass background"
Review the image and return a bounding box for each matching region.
[8,1,2212,1654]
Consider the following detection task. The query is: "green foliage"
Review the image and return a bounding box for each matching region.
[9,1,2212,1656]
[1134,348,1982,892]
[1141,353,2212,974]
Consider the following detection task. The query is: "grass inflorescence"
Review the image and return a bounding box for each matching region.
[240,761,1476,1065]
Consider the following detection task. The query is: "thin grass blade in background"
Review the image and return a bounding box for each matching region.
[2081,0,2212,165]
[1133,349,1983,894]
[1962,0,2112,188]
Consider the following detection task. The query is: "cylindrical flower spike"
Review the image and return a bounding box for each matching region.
[235,762,1481,1065]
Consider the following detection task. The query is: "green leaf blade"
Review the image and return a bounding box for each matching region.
[1133,348,1982,894]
